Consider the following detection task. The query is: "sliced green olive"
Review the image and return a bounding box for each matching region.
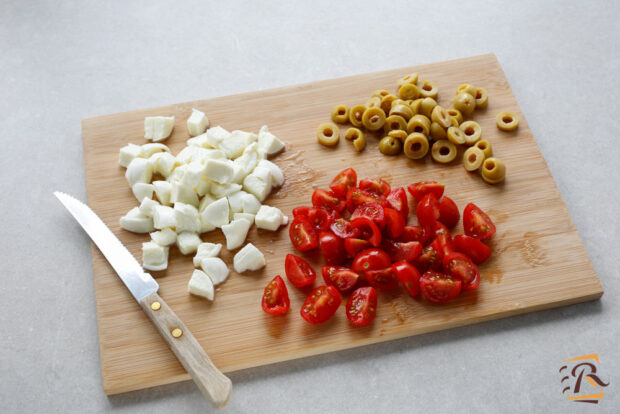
[379,136,402,155]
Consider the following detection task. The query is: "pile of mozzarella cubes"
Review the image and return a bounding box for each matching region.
[118,109,287,301]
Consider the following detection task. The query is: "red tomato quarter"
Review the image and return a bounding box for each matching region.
[359,178,391,197]
[419,271,462,304]
[284,254,316,288]
[383,240,422,263]
[432,227,454,257]
[329,168,357,197]
[399,225,432,245]
[352,248,392,273]
[319,232,346,265]
[386,187,409,221]
[344,238,371,258]
[463,203,496,240]
[300,285,342,324]
[346,287,378,326]
[346,187,385,213]
[261,275,290,315]
[330,218,360,239]
[392,261,421,297]
[366,267,399,290]
[350,216,382,247]
[416,193,440,228]
[289,218,319,251]
[453,234,491,264]
[384,207,406,239]
[312,189,346,212]
[351,202,385,228]
[292,206,331,231]
[442,252,480,290]
[322,266,360,294]
[438,196,460,229]
[415,244,442,272]
[407,181,445,202]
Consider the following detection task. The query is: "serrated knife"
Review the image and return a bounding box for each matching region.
[54,191,232,408]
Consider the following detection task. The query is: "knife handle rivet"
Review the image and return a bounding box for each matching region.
[171,328,183,338]
[150,301,161,311]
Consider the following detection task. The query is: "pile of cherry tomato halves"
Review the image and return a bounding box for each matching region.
[261,168,496,326]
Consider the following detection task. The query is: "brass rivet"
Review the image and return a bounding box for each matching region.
[150,301,161,311]
[171,328,183,338]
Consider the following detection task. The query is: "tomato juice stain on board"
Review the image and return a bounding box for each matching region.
[486,209,509,225]
[390,296,414,324]
[520,232,547,268]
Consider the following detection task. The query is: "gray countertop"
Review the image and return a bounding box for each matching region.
[1,1,618,413]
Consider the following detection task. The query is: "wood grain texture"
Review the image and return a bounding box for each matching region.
[81,54,603,395]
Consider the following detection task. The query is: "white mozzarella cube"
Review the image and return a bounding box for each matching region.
[132,183,154,202]
[204,159,234,184]
[282,215,289,225]
[233,243,266,273]
[167,164,187,183]
[174,202,201,233]
[221,219,252,250]
[234,212,255,224]
[198,194,217,212]
[255,205,285,231]
[205,126,231,148]
[152,205,176,229]
[139,198,160,218]
[196,149,226,163]
[176,232,202,255]
[199,216,216,234]
[200,257,230,285]
[210,183,242,199]
[150,227,177,246]
[186,132,210,148]
[170,182,199,207]
[218,130,252,159]
[149,152,177,178]
[144,116,175,142]
[195,179,211,197]
[142,241,169,271]
[258,125,285,155]
[200,197,229,228]
[227,191,247,213]
[176,146,200,165]
[119,144,143,168]
[125,158,153,187]
[153,180,172,205]
[232,151,258,182]
[241,193,262,214]
[193,242,222,267]
[141,143,170,157]
[257,159,284,187]
[188,270,214,300]
[120,207,155,233]
[187,108,209,136]
[243,173,271,202]
[181,161,207,190]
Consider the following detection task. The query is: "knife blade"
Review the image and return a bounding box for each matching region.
[54,191,232,408]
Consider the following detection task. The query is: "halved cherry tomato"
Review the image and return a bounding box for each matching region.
[329,168,357,197]
[386,187,409,221]
[442,252,480,290]
[351,202,385,228]
[399,225,432,245]
[432,227,454,257]
[366,267,398,290]
[392,261,421,297]
[319,232,346,265]
[407,181,445,202]
[382,240,422,263]
[346,187,385,213]
[415,244,442,272]
[453,234,491,264]
[419,271,462,304]
[322,266,359,294]
[416,193,440,227]
[261,275,290,315]
[344,238,371,258]
[330,218,360,239]
[359,178,391,197]
[300,285,342,324]
[352,248,391,273]
[350,216,382,247]
[463,203,496,240]
[312,189,346,213]
[292,206,331,231]
[346,287,377,326]
[289,218,319,251]
[384,207,405,239]
[284,254,316,287]
[438,196,460,229]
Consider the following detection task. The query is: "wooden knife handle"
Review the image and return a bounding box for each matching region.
[139,292,232,408]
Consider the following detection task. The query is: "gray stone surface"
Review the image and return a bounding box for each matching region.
[1,1,618,413]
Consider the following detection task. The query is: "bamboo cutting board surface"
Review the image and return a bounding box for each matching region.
[81,54,603,395]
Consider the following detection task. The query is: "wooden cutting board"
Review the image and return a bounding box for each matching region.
[81,54,603,395]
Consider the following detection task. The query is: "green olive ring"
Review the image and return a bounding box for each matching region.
[456,84,476,97]
[453,92,476,117]
[496,111,519,131]
[481,157,506,184]
[419,97,438,118]
[379,136,402,155]
[317,122,340,147]
[384,115,407,133]
[398,73,419,86]
[463,146,485,171]
[388,129,408,141]
[390,103,414,121]
[431,105,452,128]
[366,97,381,108]
[431,140,457,164]
[331,105,349,124]
[460,120,482,145]
[361,107,386,131]
[407,114,431,135]
[380,94,397,114]
[430,122,447,140]
[446,126,466,145]
[475,139,492,158]
[344,127,363,141]
[409,98,423,115]
[349,104,367,127]
[353,134,366,151]
[446,108,463,124]
[475,87,488,109]
[403,133,429,159]
[398,83,420,100]
[418,80,438,98]
[372,89,391,98]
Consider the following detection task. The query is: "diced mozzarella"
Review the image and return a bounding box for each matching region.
[177,147,225,165]
[170,182,199,207]
[187,108,209,137]
[210,183,242,199]
[198,194,217,212]
[142,241,169,271]
[120,207,155,233]
[141,143,170,157]
[181,161,206,190]
[255,205,285,231]
[119,144,143,168]
[257,159,284,187]
[282,215,289,225]
[199,216,216,234]
[241,193,261,214]
[149,152,177,177]
[152,205,176,229]
[243,173,271,202]
[258,125,284,155]
[167,164,187,183]
[221,219,252,250]
[144,116,175,142]
[176,146,200,165]
[132,183,154,202]
[176,232,202,255]
[188,269,214,300]
[227,191,247,213]
[125,158,153,186]
[234,212,255,224]
[200,257,230,285]
[174,202,201,233]
[232,151,258,183]
[218,130,251,159]
[205,126,231,148]
[233,243,266,273]
[150,227,177,246]
[193,242,222,267]
[139,198,160,217]
[186,133,210,148]
[195,179,211,197]
[153,181,172,205]
[204,159,234,184]
[200,197,229,228]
